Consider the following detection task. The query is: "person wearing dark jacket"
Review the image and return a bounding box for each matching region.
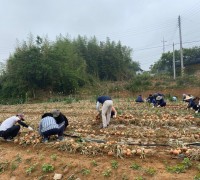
[146,94,156,106]
[96,96,113,128]
[0,114,33,141]
[51,109,69,130]
[187,97,200,113]
[135,95,144,103]
[156,96,166,107]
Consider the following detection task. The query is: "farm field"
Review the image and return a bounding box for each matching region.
[0,98,200,180]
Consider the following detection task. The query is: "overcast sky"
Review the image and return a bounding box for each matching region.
[0,0,200,70]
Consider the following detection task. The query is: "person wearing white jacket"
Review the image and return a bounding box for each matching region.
[0,114,33,141]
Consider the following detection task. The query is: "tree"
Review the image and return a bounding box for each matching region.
[150,46,200,75]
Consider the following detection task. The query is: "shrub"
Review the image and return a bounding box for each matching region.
[42,163,54,172]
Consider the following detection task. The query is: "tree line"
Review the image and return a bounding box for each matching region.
[150,46,200,75]
[0,34,140,100]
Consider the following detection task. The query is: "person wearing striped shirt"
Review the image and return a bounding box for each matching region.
[39,115,65,143]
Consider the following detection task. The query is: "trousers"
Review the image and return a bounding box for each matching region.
[102,100,113,128]
[0,125,20,139]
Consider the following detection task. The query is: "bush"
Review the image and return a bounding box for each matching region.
[126,74,151,92]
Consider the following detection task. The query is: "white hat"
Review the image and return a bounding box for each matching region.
[156,96,163,101]
[184,95,192,101]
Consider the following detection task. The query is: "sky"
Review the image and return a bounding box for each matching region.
[0,0,200,71]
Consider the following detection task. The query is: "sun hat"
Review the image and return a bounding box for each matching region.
[156,96,163,101]
[184,95,192,101]
[51,109,60,118]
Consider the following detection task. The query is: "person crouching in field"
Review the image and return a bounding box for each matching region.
[187,96,200,113]
[146,94,157,107]
[155,96,166,107]
[0,114,33,141]
[51,109,69,130]
[96,96,113,128]
[96,106,117,121]
[39,113,65,143]
[135,95,144,103]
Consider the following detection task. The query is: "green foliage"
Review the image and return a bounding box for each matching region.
[26,163,37,175]
[111,160,118,169]
[145,167,156,176]
[50,154,57,161]
[166,158,192,174]
[0,161,9,173]
[11,154,22,171]
[91,160,98,167]
[134,177,145,180]
[167,164,186,174]
[126,73,151,92]
[42,163,54,172]
[0,34,140,102]
[150,47,200,76]
[81,168,91,175]
[194,173,200,180]
[130,162,141,170]
[182,158,192,168]
[197,163,200,171]
[102,168,112,177]
[176,75,200,87]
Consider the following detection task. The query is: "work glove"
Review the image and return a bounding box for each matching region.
[28,126,33,131]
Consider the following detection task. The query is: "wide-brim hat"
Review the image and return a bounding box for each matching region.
[156,96,163,101]
[184,95,192,100]
[51,109,60,118]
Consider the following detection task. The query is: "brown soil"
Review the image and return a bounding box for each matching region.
[0,89,200,179]
[0,142,198,180]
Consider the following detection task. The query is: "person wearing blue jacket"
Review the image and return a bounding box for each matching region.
[146,94,157,106]
[96,96,113,128]
[135,95,144,102]
[156,96,166,107]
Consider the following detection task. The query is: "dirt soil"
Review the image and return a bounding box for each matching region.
[0,90,200,179]
[0,142,198,180]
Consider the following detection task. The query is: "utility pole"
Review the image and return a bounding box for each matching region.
[161,37,167,53]
[173,43,176,80]
[178,15,184,76]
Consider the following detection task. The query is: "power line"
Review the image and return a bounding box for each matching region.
[133,39,200,52]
